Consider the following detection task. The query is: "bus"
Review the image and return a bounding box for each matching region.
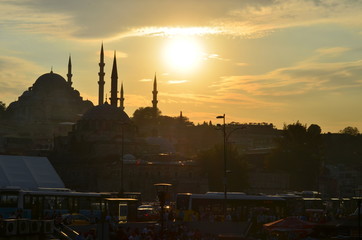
[175,192,287,221]
[271,193,308,216]
[104,198,138,222]
[0,187,110,220]
[121,192,142,204]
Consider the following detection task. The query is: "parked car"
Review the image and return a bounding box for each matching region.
[62,213,91,225]
[137,205,159,221]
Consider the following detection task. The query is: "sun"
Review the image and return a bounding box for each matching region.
[163,37,204,72]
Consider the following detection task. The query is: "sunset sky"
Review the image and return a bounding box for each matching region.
[1,0,362,133]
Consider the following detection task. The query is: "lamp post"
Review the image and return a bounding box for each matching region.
[216,115,247,221]
[355,189,362,240]
[119,124,125,195]
[359,197,361,240]
[216,114,227,220]
[121,127,124,194]
[154,183,172,238]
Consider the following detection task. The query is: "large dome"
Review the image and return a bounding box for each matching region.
[33,71,68,90]
[82,103,130,122]
[5,70,93,123]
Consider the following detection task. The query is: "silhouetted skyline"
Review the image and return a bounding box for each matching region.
[1,0,362,133]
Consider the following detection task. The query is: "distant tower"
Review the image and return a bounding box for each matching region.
[67,55,73,86]
[120,82,125,111]
[98,43,106,105]
[110,51,118,107]
[152,73,158,110]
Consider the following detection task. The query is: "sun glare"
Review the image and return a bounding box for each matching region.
[163,37,204,72]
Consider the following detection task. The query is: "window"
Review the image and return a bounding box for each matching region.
[79,197,91,210]
[24,195,34,209]
[0,193,18,207]
[44,196,56,210]
[56,196,69,209]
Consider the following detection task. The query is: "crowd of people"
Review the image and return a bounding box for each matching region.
[108,223,218,240]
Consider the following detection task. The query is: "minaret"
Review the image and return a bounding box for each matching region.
[152,73,158,110]
[67,55,73,86]
[110,51,118,107]
[98,43,105,105]
[120,82,125,111]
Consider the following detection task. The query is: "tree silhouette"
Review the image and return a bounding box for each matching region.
[0,101,6,119]
[339,126,360,136]
[266,121,323,191]
[196,144,249,192]
[132,107,161,124]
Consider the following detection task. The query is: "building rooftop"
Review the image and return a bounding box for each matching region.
[0,155,65,190]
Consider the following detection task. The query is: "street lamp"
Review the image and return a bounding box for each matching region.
[354,189,362,240]
[154,183,172,237]
[216,115,247,221]
[119,124,125,195]
[216,114,227,220]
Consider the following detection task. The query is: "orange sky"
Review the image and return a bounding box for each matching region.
[1,0,362,133]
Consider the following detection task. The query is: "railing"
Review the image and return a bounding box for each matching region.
[54,223,80,240]
[54,227,73,240]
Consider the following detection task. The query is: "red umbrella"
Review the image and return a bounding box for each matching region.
[263,216,316,233]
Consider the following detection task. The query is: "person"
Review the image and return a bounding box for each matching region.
[75,232,85,240]
[16,209,23,219]
[54,212,62,228]
[168,210,174,222]
[64,215,72,225]
[85,229,96,240]
[177,210,184,222]
[0,214,3,228]
[191,212,198,222]
[105,213,111,223]
[89,210,96,224]
[225,213,232,222]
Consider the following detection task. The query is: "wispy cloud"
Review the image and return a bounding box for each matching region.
[104,50,128,59]
[206,54,230,62]
[127,0,362,39]
[135,27,222,37]
[139,78,152,82]
[236,62,249,67]
[0,56,45,104]
[167,80,188,84]
[2,0,362,40]
[214,48,362,97]
[316,47,350,56]
[160,91,279,110]
[214,0,362,38]
[0,1,77,39]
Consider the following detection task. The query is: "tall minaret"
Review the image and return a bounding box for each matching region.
[98,43,105,105]
[152,73,158,110]
[120,82,125,111]
[67,55,73,86]
[110,51,118,107]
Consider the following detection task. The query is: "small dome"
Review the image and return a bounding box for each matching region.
[82,103,130,122]
[33,72,68,89]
